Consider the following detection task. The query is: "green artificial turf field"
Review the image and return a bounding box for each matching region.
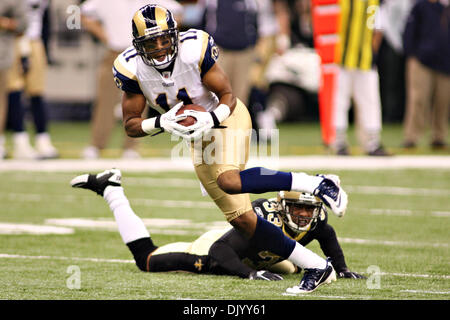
[0,121,448,303]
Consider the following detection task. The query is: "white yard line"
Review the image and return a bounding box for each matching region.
[352,208,450,217]
[346,185,450,197]
[1,155,450,172]
[338,237,449,248]
[0,253,134,264]
[400,290,450,295]
[0,192,216,209]
[1,253,448,280]
[0,223,74,235]
[0,217,447,249]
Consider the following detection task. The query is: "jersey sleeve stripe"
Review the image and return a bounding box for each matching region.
[198,31,211,75]
[113,57,137,81]
[113,66,143,94]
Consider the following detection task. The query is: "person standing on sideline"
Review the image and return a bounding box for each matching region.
[7,0,59,160]
[402,0,450,150]
[376,0,415,123]
[0,0,27,159]
[332,0,390,156]
[201,0,259,107]
[80,0,184,159]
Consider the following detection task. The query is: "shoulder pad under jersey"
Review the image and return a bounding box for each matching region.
[179,29,219,78]
[112,47,143,94]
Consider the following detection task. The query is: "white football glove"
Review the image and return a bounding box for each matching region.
[181,110,216,140]
[180,104,231,140]
[160,101,191,136]
[141,102,190,137]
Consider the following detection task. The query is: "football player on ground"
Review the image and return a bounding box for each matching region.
[71,169,364,284]
[111,4,349,293]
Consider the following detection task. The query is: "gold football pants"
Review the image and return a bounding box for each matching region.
[7,39,47,95]
[191,99,253,222]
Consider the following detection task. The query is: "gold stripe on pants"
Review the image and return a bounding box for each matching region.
[7,39,47,95]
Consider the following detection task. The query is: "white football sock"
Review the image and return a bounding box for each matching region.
[290,172,323,194]
[103,186,150,244]
[287,242,327,269]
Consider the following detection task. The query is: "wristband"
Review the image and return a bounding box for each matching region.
[212,104,231,124]
[141,115,161,134]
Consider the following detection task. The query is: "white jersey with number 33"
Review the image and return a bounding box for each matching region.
[113,28,220,114]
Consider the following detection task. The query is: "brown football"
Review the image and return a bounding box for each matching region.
[176,104,207,126]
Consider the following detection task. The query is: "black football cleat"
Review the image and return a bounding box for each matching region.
[71,168,122,196]
[286,258,336,294]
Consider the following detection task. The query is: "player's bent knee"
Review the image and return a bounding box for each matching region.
[229,210,257,238]
[217,170,242,194]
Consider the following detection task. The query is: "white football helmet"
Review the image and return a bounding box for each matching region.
[277,191,325,234]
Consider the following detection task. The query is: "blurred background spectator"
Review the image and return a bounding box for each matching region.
[6,0,59,160]
[8,0,446,159]
[247,0,283,142]
[376,0,415,124]
[402,0,450,150]
[79,0,183,159]
[248,0,321,142]
[0,0,28,159]
[332,0,390,156]
[200,0,259,108]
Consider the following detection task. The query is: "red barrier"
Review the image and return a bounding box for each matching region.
[311,0,340,147]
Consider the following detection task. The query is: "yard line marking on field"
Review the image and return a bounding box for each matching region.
[431,211,450,217]
[131,198,216,209]
[339,237,449,248]
[1,155,450,172]
[281,293,349,299]
[44,218,229,235]
[363,208,414,216]
[0,253,134,264]
[400,290,450,295]
[1,253,448,280]
[377,272,450,279]
[350,207,450,217]
[5,173,201,189]
[2,214,446,249]
[0,223,74,235]
[346,185,450,197]
[0,192,217,209]
[3,171,450,196]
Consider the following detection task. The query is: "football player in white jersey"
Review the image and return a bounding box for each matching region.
[112,4,350,293]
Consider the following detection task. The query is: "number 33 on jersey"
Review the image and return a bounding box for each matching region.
[113,28,220,115]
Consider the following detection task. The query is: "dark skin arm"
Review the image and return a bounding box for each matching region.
[121,61,237,138]
[122,91,148,137]
[201,63,237,115]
